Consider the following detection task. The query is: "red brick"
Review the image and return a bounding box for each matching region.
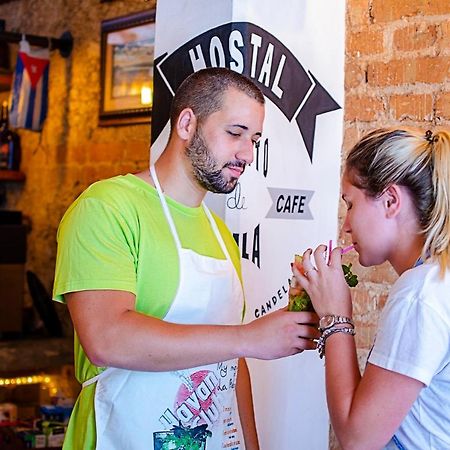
[377,292,389,309]
[364,262,398,285]
[347,28,384,56]
[428,2,450,15]
[367,60,407,86]
[371,0,429,24]
[345,95,385,121]
[347,0,370,27]
[439,20,450,53]
[345,60,366,89]
[436,92,450,120]
[389,93,433,121]
[416,56,450,83]
[355,321,378,350]
[371,0,450,24]
[351,288,376,316]
[394,24,438,52]
[368,56,450,86]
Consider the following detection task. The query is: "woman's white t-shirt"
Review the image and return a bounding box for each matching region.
[369,262,450,449]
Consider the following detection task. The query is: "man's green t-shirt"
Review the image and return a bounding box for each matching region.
[53,174,243,450]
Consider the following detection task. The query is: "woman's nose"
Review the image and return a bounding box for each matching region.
[342,213,351,234]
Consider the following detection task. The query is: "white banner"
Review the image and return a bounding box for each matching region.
[151,1,345,448]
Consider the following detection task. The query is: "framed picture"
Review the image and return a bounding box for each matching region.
[99,9,155,126]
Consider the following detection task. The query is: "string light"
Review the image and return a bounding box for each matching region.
[0,374,54,387]
[0,374,63,399]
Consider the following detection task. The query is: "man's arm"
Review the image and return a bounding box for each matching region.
[66,290,319,371]
[236,358,259,450]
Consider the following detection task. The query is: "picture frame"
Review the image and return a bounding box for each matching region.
[99,9,155,126]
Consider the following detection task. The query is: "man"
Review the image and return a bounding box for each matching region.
[53,68,319,450]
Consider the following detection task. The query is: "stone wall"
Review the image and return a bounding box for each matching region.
[0,0,155,333]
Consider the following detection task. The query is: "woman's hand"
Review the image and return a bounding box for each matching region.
[291,244,353,318]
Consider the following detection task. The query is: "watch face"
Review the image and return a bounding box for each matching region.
[320,316,334,329]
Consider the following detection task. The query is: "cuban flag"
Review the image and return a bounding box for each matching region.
[9,38,49,131]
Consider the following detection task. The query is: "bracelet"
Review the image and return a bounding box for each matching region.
[317,326,356,359]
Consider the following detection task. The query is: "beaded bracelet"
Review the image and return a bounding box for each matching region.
[317,326,356,359]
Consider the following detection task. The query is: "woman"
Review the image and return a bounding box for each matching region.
[292,128,450,449]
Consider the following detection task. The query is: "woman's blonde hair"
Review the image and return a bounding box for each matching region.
[345,127,450,274]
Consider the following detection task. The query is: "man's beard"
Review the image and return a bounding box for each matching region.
[185,128,246,194]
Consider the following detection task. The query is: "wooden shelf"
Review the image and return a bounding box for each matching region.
[0,170,26,182]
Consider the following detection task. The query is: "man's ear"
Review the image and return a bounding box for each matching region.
[176,108,197,141]
[384,184,402,218]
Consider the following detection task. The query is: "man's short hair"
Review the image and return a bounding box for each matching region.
[169,67,265,132]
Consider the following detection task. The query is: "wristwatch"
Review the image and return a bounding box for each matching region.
[319,315,354,332]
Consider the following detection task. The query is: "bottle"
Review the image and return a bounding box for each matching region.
[0,101,21,170]
[0,102,6,169]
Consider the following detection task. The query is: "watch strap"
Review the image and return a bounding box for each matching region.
[319,315,354,332]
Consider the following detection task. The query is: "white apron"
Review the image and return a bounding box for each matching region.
[82,165,245,450]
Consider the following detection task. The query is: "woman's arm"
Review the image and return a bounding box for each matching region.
[293,245,423,449]
[324,331,423,449]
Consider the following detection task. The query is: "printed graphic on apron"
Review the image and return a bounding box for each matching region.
[222,409,241,450]
[157,364,242,449]
[174,370,222,428]
[153,423,211,450]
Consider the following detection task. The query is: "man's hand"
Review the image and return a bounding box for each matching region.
[240,308,319,360]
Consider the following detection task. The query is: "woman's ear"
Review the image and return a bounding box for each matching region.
[176,108,197,141]
[384,184,402,218]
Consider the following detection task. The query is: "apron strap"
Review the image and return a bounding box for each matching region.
[202,202,232,262]
[81,368,112,389]
[150,165,182,250]
[150,164,232,262]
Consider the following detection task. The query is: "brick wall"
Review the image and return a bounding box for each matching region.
[331,1,450,449]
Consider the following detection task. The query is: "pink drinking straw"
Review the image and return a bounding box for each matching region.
[327,241,354,262]
[341,244,355,255]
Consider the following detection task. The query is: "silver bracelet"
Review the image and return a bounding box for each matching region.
[317,326,356,359]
